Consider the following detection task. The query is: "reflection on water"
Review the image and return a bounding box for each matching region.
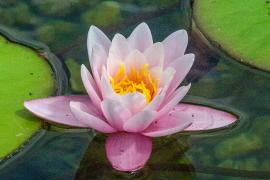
[0,0,270,179]
[0,128,94,179]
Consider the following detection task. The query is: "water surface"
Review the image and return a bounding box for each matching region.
[0,0,269,179]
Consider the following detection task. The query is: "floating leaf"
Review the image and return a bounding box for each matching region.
[194,0,270,71]
[0,28,67,160]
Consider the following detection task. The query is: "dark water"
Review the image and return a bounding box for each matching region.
[0,0,270,179]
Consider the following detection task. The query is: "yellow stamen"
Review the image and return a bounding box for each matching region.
[110,64,158,103]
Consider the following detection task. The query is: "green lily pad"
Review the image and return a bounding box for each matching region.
[0,28,67,160]
[193,0,270,71]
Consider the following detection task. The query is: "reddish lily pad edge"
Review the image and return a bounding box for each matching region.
[0,25,68,166]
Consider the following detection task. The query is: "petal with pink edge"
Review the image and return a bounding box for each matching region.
[119,92,146,114]
[109,33,130,60]
[158,67,175,91]
[87,25,111,56]
[107,34,130,75]
[128,22,153,52]
[124,50,147,73]
[163,30,188,65]
[100,73,120,100]
[144,42,164,68]
[101,99,132,131]
[24,96,99,128]
[144,94,164,111]
[142,111,192,137]
[89,44,107,90]
[166,54,195,97]
[123,110,157,132]
[158,84,191,118]
[81,65,102,109]
[105,132,152,172]
[89,44,107,70]
[70,101,116,133]
[173,104,238,131]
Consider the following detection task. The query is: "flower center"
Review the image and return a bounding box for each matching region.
[110,64,158,103]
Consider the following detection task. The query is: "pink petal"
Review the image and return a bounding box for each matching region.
[70,101,116,133]
[144,42,164,68]
[105,132,152,172]
[124,50,147,73]
[81,65,102,110]
[110,33,130,60]
[107,58,123,77]
[24,96,99,128]
[158,84,191,118]
[107,34,130,75]
[123,110,157,132]
[145,94,164,111]
[89,44,107,90]
[100,73,119,100]
[87,25,111,56]
[163,30,188,66]
[150,66,162,79]
[166,54,195,97]
[101,99,132,131]
[174,104,238,131]
[128,22,153,52]
[119,93,146,114]
[158,67,175,90]
[142,111,192,137]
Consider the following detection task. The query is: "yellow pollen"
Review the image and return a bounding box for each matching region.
[110,64,158,103]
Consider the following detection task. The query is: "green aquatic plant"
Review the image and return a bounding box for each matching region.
[0,28,67,160]
[194,0,270,71]
[81,1,122,28]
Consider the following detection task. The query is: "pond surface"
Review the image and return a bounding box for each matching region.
[0,0,269,179]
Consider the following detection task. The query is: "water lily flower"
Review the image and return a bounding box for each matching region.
[24,23,236,172]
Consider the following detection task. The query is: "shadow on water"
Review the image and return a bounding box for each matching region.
[0,128,94,179]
